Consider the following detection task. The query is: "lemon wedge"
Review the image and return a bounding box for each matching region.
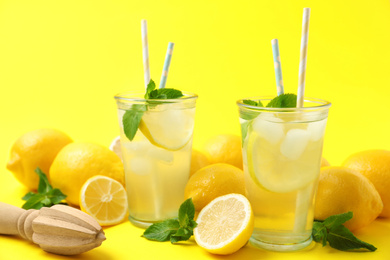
[247,128,320,193]
[139,106,195,151]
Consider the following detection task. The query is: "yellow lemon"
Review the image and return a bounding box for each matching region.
[6,128,72,190]
[203,134,243,169]
[80,175,128,226]
[314,166,383,231]
[184,163,246,212]
[190,149,210,177]
[50,142,124,206]
[194,193,254,255]
[342,150,390,217]
[321,157,330,167]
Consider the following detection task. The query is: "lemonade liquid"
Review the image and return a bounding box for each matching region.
[115,92,197,228]
[238,97,330,251]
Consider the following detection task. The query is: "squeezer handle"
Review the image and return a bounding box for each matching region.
[0,202,26,235]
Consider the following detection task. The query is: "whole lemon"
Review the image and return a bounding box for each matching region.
[6,128,73,190]
[184,163,246,212]
[190,149,210,177]
[50,142,124,206]
[314,166,383,231]
[342,150,390,217]
[203,134,243,169]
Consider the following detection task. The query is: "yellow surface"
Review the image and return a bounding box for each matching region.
[1,0,390,259]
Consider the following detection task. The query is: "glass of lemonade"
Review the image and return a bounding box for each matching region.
[237,96,331,251]
[115,91,197,228]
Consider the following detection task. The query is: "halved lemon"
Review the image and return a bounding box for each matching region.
[139,107,195,151]
[80,175,128,226]
[194,193,254,255]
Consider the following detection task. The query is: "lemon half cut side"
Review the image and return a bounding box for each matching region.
[194,193,254,255]
[80,175,128,226]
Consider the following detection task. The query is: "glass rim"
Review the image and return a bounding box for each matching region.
[114,91,198,103]
[237,96,331,112]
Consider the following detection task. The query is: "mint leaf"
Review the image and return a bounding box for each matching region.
[323,211,353,229]
[36,168,53,194]
[312,212,377,252]
[240,121,250,147]
[22,191,36,201]
[266,93,297,108]
[171,227,192,243]
[327,225,377,251]
[145,79,156,99]
[149,88,183,100]
[47,188,67,204]
[312,221,328,246]
[143,219,180,242]
[122,104,147,141]
[22,194,45,209]
[143,199,198,243]
[243,99,264,107]
[178,198,196,227]
[22,168,67,210]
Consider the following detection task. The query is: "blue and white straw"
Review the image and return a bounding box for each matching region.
[159,42,174,89]
[141,19,151,90]
[271,39,284,96]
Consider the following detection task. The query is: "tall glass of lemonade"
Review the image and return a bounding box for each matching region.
[237,97,330,251]
[115,92,197,228]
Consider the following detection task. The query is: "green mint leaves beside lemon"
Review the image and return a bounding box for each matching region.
[313,212,376,251]
[22,167,67,210]
[123,79,183,141]
[143,198,197,243]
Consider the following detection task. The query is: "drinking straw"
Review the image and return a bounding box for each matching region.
[297,8,310,108]
[141,19,151,89]
[294,8,311,234]
[159,42,175,89]
[271,39,284,96]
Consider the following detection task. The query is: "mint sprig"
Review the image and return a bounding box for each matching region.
[266,93,297,108]
[22,168,67,210]
[123,79,183,141]
[142,198,198,243]
[312,212,377,251]
[243,99,264,108]
[240,93,298,146]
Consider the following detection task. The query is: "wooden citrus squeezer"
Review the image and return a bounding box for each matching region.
[0,202,106,255]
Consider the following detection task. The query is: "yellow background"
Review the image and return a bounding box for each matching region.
[1,0,389,259]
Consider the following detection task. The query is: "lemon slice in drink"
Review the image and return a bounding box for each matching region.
[194,194,254,255]
[80,175,128,226]
[139,106,195,151]
[247,128,319,193]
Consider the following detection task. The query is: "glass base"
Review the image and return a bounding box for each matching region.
[249,235,313,252]
[128,216,155,229]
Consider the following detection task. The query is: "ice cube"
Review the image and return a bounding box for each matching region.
[148,147,174,164]
[129,157,154,175]
[252,114,284,144]
[280,128,310,160]
[307,119,327,141]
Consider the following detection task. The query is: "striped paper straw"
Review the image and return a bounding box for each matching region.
[141,19,151,89]
[159,42,175,89]
[297,8,311,108]
[271,39,284,96]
